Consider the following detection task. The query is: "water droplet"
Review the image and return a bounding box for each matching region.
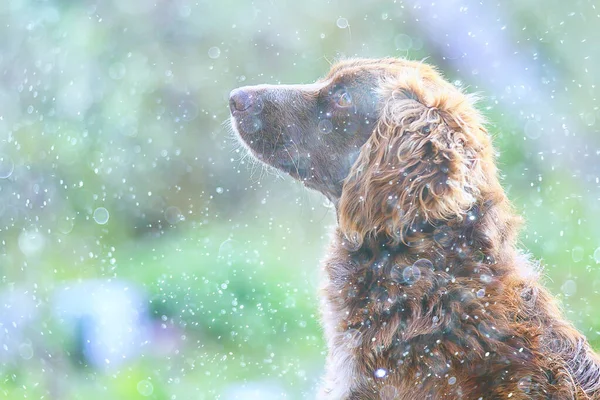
[18,342,33,360]
[524,119,542,140]
[476,288,486,298]
[216,187,224,194]
[336,17,349,29]
[402,265,421,284]
[379,385,398,400]
[322,198,335,209]
[394,33,413,51]
[571,246,584,262]
[561,280,577,296]
[343,328,362,348]
[137,380,153,396]
[208,46,221,59]
[480,274,492,284]
[374,368,387,378]
[93,207,110,225]
[390,264,404,283]
[413,258,433,270]
[18,230,46,257]
[433,226,453,247]
[518,376,532,393]
[318,119,333,134]
[0,154,14,179]
[341,231,362,252]
[164,206,184,224]
[218,239,238,260]
[594,247,600,264]
[448,376,457,385]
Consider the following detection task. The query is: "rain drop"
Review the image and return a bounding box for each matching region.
[18,230,46,257]
[402,265,421,284]
[518,376,532,393]
[433,226,453,247]
[561,280,577,296]
[318,119,333,134]
[524,120,542,140]
[93,207,110,225]
[0,154,14,179]
[336,17,349,29]
[380,385,398,400]
[137,380,153,396]
[394,33,413,51]
[374,368,387,378]
[413,259,433,270]
[208,46,221,59]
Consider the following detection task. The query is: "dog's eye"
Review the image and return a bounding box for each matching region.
[335,91,353,107]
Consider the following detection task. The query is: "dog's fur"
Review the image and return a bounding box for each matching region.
[229,58,600,399]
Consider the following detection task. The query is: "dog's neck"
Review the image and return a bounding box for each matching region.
[326,193,521,324]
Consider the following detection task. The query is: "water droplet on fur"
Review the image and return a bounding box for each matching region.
[518,376,532,393]
[318,119,333,134]
[380,385,398,400]
[402,265,421,284]
[344,329,362,348]
[374,368,388,378]
[476,289,486,298]
[413,259,433,270]
[448,376,457,385]
[390,264,404,283]
[433,226,453,247]
[341,231,362,252]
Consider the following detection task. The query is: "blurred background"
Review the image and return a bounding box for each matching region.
[0,0,599,398]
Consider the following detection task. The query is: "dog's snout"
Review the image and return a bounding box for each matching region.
[229,88,253,113]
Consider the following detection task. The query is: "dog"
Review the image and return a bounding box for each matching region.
[229,58,600,399]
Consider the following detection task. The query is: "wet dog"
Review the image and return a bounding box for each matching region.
[230,58,600,399]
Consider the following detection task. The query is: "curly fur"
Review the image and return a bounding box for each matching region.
[230,58,600,399]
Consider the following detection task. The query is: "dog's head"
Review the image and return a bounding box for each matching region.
[230,58,495,245]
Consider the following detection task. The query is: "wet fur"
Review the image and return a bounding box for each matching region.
[230,58,600,399]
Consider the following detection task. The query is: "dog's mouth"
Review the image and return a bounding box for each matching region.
[230,116,312,181]
[278,157,312,180]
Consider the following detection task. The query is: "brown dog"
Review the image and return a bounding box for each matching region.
[229,58,600,399]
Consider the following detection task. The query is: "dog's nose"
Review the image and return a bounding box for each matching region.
[229,88,252,113]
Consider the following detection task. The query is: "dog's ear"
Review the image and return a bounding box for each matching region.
[338,78,490,246]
